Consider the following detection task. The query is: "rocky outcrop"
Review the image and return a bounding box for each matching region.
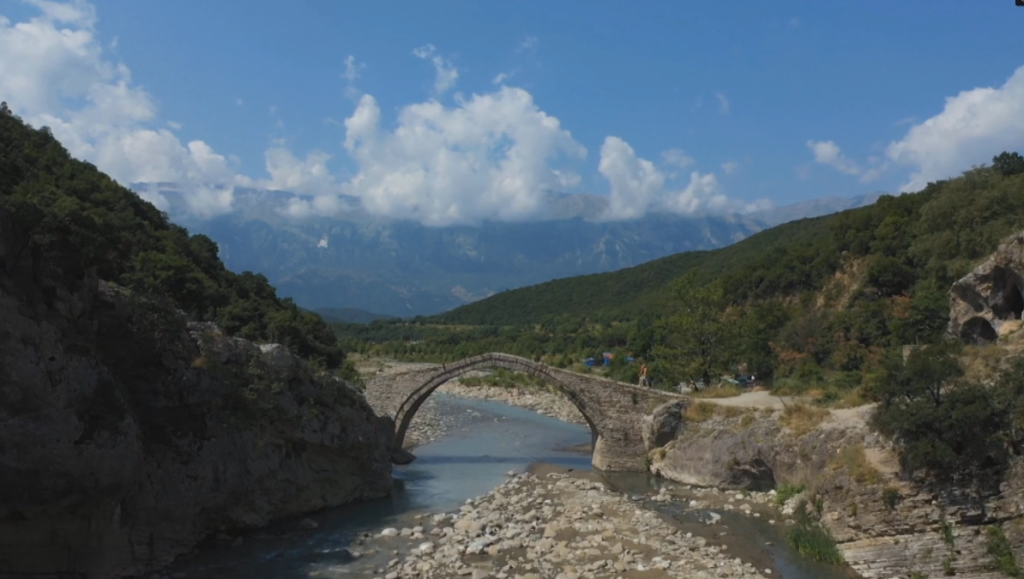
[0,218,395,577]
[646,405,1024,579]
[949,231,1024,344]
[642,400,688,451]
[645,405,859,492]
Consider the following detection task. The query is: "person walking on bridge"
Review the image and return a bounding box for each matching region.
[638,363,650,387]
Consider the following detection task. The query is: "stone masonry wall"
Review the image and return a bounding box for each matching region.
[364,353,684,472]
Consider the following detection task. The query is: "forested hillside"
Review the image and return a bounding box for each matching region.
[337,152,1024,386]
[0,103,355,378]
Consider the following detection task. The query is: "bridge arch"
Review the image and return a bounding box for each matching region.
[392,353,601,453]
[366,352,686,471]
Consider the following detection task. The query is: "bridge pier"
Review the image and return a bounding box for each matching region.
[591,431,649,472]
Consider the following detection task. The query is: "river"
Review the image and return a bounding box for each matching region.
[165,394,860,579]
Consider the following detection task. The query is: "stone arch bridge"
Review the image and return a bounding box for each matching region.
[364,353,686,472]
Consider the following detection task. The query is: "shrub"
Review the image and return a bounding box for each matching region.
[691,385,743,399]
[985,525,1024,578]
[775,482,806,506]
[882,487,900,510]
[787,501,845,565]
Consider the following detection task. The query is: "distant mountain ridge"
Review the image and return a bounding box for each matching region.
[746,193,882,227]
[138,184,879,317]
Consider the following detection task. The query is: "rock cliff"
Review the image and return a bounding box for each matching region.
[644,401,1024,579]
[0,206,396,578]
[949,231,1024,344]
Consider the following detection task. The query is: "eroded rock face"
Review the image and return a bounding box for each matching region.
[949,231,1024,344]
[0,222,394,578]
[642,400,688,451]
[648,408,851,490]
[648,407,1024,579]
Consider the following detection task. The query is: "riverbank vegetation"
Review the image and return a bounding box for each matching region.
[788,501,845,564]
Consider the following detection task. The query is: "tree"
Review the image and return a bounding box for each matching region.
[993,151,1024,177]
[890,278,949,345]
[866,341,1012,483]
[653,272,739,386]
[867,340,963,406]
[738,300,789,378]
[867,255,915,297]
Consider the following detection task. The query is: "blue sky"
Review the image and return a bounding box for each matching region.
[1,0,1023,225]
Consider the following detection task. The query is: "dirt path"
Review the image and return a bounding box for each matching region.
[696,390,799,409]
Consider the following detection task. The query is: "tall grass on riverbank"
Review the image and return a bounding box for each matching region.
[788,500,845,565]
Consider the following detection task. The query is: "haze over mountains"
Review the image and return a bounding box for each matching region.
[138,183,879,317]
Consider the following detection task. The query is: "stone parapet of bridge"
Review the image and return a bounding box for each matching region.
[364,353,685,472]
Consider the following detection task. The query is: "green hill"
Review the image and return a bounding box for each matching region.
[429,212,836,326]
[0,103,355,378]
[338,151,1024,384]
[314,307,397,324]
[433,161,1024,328]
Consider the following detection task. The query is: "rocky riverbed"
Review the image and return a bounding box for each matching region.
[398,387,584,451]
[437,377,588,425]
[342,466,775,579]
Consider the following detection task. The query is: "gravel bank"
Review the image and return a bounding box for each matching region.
[358,357,590,450]
[437,376,588,425]
[344,467,773,579]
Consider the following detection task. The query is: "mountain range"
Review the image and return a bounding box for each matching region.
[139,184,879,317]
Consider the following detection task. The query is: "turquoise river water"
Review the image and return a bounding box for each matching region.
[165,394,859,579]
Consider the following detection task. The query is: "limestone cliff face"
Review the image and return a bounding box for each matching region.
[644,402,1024,579]
[949,231,1024,344]
[0,216,395,578]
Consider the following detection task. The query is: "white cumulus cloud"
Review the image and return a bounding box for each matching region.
[661,148,695,168]
[886,64,1024,192]
[1,1,776,226]
[338,88,587,226]
[599,137,666,220]
[341,54,365,99]
[807,140,861,175]
[412,44,458,95]
[262,147,337,195]
[598,137,768,220]
[0,0,238,217]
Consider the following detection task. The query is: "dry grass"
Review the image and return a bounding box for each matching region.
[830,444,882,485]
[961,343,1024,383]
[833,388,868,408]
[807,387,869,409]
[690,385,743,399]
[780,403,829,436]
[684,401,747,423]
